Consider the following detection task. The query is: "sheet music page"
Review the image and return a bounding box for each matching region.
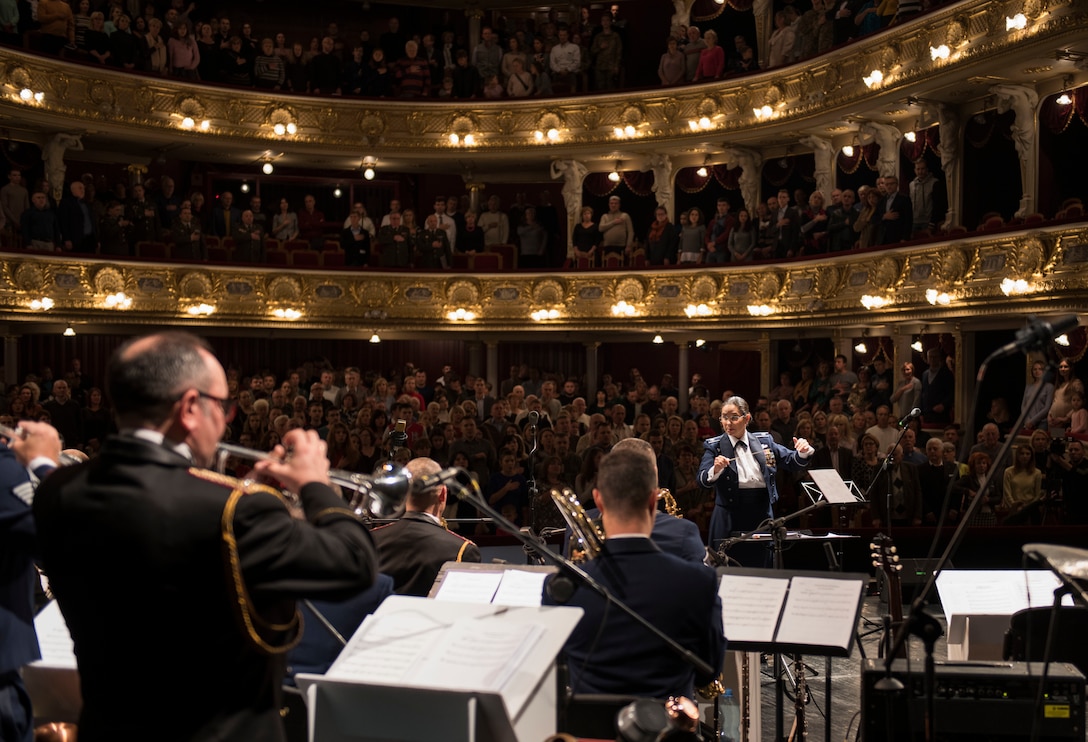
[433,569,504,604]
[775,576,863,651]
[491,569,548,607]
[808,469,858,504]
[718,574,790,643]
[325,609,447,684]
[413,618,544,692]
[32,601,77,669]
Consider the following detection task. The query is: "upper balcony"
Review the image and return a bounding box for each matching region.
[1,0,1085,178]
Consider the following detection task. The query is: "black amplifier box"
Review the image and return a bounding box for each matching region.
[862,659,1085,740]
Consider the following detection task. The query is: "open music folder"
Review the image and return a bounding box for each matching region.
[716,567,867,656]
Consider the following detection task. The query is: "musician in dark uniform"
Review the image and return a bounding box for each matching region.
[370,456,481,596]
[698,395,813,567]
[32,332,378,742]
[543,447,724,699]
[0,422,60,742]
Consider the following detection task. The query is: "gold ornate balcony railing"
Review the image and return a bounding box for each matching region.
[3,223,1086,337]
[1,0,1083,161]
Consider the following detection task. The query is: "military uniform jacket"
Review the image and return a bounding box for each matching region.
[370,511,480,596]
[32,435,378,742]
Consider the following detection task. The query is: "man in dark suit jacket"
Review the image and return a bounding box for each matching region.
[370,456,482,596]
[0,422,60,742]
[807,422,854,528]
[543,447,724,699]
[33,332,379,742]
[57,180,97,253]
[772,189,803,258]
[876,175,914,245]
[916,437,959,523]
[698,395,814,567]
[232,209,266,263]
[209,189,243,238]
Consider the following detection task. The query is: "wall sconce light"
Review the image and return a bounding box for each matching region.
[854,340,868,354]
[688,116,713,131]
[530,309,561,321]
[753,104,774,120]
[104,292,132,310]
[185,303,216,316]
[1056,76,1074,106]
[747,304,775,316]
[860,294,889,309]
[652,334,664,344]
[695,338,707,348]
[29,297,54,311]
[272,308,302,319]
[1000,277,1034,295]
[611,301,637,317]
[684,303,712,317]
[18,88,44,103]
[63,325,76,337]
[608,162,622,182]
[533,128,561,142]
[333,186,343,198]
[1056,334,1071,347]
[911,338,924,352]
[446,308,477,321]
[362,156,377,180]
[1006,13,1027,30]
[862,69,884,88]
[925,288,952,306]
[448,133,477,146]
[272,122,297,136]
[369,333,381,343]
[841,134,860,157]
[262,161,274,175]
[929,44,950,60]
[239,182,250,193]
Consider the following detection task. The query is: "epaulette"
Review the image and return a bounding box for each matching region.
[187,468,288,502]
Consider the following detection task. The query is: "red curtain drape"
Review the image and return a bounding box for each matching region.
[692,0,754,20]
[584,172,622,198]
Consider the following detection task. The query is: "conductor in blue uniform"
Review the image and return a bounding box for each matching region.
[698,395,814,567]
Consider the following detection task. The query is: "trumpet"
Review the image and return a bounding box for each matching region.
[0,423,85,466]
[215,442,408,518]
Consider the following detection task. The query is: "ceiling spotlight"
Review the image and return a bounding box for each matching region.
[369,333,381,344]
[841,144,855,157]
[904,130,917,142]
[695,338,707,348]
[854,342,868,354]
[1056,334,1071,347]
[239,182,250,193]
[1056,75,1074,106]
[911,339,924,353]
[63,325,76,337]
[696,166,708,178]
[333,186,343,198]
[652,334,664,344]
[1057,92,1072,105]
[363,167,375,180]
[608,170,621,182]
[262,161,274,175]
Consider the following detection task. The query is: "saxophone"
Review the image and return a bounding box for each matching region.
[549,487,681,562]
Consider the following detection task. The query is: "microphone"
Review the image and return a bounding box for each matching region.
[990,315,1080,360]
[528,410,539,427]
[897,407,921,428]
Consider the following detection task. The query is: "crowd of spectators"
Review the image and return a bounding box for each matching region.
[5,0,950,100]
[5,345,1085,532]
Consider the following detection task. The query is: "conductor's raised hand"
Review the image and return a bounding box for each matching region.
[253,429,331,492]
[793,437,815,457]
[712,454,731,473]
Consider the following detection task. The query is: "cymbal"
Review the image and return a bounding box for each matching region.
[1022,543,1088,581]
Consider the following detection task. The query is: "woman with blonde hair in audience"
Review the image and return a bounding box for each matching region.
[1001,444,1043,524]
[828,413,854,452]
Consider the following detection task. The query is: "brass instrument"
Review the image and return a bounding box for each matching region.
[549,486,604,562]
[788,657,809,742]
[215,442,405,517]
[658,487,680,516]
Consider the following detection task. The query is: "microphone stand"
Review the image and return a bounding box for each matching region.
[446,469,715,686]
[526,418,539,541]
[878,352,1059,742]
[860,420,913,536]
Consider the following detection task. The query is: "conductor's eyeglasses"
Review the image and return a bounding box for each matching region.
[720,414,746,423]
[197,390,237,422]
